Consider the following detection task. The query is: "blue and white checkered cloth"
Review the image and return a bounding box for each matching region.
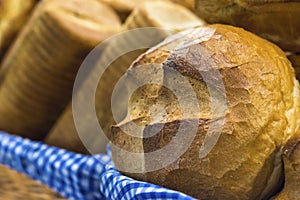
[0,132,195,200]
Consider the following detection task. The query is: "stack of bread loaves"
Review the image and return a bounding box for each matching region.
[0,0,299,199]
[111,24,300,199]
[45,0,205,154]
[0,0,121,140]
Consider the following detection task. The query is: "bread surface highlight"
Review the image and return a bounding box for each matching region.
[111,24,300,199]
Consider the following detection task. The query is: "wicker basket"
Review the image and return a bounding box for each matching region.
[0,164,65,200]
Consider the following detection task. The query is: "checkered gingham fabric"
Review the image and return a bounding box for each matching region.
[0,132,195,200]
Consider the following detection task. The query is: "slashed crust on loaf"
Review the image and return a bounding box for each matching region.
[111,24,300,199]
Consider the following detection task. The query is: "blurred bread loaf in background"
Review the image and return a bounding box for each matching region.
[0,0,121,140]
[0,0,36,60]
[0,164,65,199]
[99,0,195,21]
[195,0,300,52]
[99,0,142,21]
[122,0,202,31]
[45,0,205,154]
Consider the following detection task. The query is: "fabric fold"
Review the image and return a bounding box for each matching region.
[0,132,194,200]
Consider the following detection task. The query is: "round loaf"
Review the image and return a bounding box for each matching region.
[194,0,300,52]
[111,24,300,199]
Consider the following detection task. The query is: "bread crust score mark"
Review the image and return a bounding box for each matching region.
[111,24,300,200]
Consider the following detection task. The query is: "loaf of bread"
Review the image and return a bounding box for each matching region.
[122,0,202,31]
[195,0,300,52]
[100,0,196,21]
[111,24,300,199]
[0,0,121,140]
[0,0,36,59]
[45,0,205,153]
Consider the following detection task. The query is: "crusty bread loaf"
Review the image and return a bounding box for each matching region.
[111,24,300,199]
[0,0,36,59]
[195,0,300,52]
[45,0,205,153]
[0,0,121,140]
[273,132,300,200]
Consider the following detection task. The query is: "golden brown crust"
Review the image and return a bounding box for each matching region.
[100,0,198,21]
[239,0,297,6]
[45,103,90,154]
[43,0,121,46]
[98,0,149,21]
[122,0,205,31]
[45,0,204,153]
[169,0,195,10]
[99,0,140,12]
[0,0,121,140]
[0,164,65,199]
[0,0,36,59]
[195,0,300,52]
[111,24,300,199]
